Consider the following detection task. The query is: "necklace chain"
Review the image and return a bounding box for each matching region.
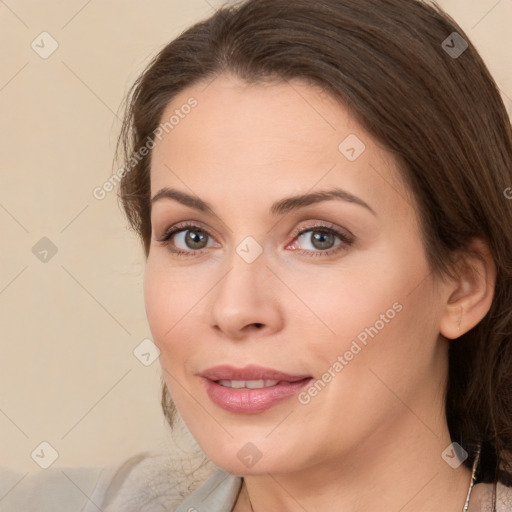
[463,444,481,512]
[246,444,481,512]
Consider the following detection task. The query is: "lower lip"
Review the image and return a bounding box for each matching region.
[203,378,312,413]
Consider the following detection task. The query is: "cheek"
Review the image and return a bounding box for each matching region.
[143,262,188,357]
[143,263,169,343]
[305,272,439,420]
[287,267,401,349]
[144,268,191,411]
[143,259,210,381]
[290,250,435,377]
[292,286,439,452]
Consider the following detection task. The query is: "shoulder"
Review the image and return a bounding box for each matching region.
[100,450,216,512]
[0,451,215,512]
[468,481,512,512]
[0,463,106,512]
[100,452,243,512]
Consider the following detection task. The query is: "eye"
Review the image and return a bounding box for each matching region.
[156,221,354,257]
[287,223,354,256]
[156,223,218,256]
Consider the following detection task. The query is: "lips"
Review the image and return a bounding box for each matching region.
[200,365,313,413]
[200,365,311,382]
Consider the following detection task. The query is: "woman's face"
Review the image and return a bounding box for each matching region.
[145,74,451,475]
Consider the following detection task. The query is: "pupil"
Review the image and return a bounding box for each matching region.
[313,231,334,249]
[186,230,206,249]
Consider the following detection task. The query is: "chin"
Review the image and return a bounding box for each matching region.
[198,437,300,475]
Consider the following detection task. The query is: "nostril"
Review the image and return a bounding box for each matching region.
[253,323,263,329]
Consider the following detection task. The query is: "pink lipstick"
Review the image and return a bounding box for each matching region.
[200,365,312,413]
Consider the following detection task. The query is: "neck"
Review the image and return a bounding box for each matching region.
[238,416,473,512]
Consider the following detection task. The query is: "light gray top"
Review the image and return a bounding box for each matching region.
[0,451,241,512]
[2,451,512,512]
[173,469,242,512]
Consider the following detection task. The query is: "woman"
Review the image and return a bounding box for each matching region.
[103,0,512,510]
[3,2,511,512]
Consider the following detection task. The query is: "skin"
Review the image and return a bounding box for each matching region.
[144,73,496,512]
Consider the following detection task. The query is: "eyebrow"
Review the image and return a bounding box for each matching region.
[151,187,377,217]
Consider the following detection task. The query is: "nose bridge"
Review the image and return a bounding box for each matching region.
[217,240,268,307]
[208,238,282,337]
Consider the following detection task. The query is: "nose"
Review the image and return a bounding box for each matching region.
[208,251,284,341]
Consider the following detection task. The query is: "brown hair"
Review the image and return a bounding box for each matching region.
[116,0,512,497]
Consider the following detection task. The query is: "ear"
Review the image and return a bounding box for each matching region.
[439,238,497,340]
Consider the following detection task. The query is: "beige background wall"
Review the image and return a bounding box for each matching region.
[1,0,511,475]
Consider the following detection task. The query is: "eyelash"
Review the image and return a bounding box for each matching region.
[156,221,355,258]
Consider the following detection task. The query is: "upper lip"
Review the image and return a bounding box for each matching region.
[200,365,312,382]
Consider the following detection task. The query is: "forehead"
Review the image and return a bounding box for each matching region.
[150,74,413,218]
